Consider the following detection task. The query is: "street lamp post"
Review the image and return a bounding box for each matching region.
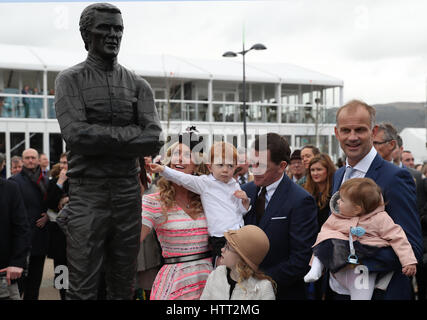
[223,43,267,152]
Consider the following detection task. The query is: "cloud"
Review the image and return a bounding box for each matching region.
[0,0,426,104]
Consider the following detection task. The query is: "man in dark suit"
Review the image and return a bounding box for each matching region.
[242,133,318,299]
[0,177,31,300]
[406,157,427,301]
[332,99,423,300]
[394,143,427,300]
[9,148,49,300]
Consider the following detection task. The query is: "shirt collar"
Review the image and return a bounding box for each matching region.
[208,173,236,185]
[265,173,285,196]
[345,146,377,174]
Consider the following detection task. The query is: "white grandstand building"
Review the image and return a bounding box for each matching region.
[0,43,344,176]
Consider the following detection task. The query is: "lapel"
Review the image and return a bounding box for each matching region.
[333,167,345,193]
[364,153,383,181]
[258,175,291,229]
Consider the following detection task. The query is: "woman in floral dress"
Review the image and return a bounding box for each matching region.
[140,138,212,300]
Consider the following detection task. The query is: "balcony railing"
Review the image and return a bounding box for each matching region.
[0,93,56,119]
[0,93,337,124]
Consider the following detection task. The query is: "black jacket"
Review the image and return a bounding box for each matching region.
[0,178,31,269]
[9,171,49,256]
[46,178,69,212]
[407,167,427,252]
[54,53,163,179]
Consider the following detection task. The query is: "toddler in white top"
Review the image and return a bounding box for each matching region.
[150,141,250,265]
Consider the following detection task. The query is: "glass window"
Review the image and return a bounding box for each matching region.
[10,132,25,157]
[296,135,329,153]
[197,103,208,121]
[213,92,223,102]
[49,133,64,166]
[0,132,5,154]
[169,102,181,120]
[154,90,165,100]
[247,104,262,122]
[48,96,56,119]
[213,104,224,122]
[0,132,4,178]
[265,106,277,122]
[182,103,197,121]
[224,104,235,122]
[30,132,43,154]
[28,96,44,119]
[225,93,235,102]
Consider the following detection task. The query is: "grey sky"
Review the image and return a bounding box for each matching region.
[0,0,426,104]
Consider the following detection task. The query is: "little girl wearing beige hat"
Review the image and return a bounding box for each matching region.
[200,225,276,300]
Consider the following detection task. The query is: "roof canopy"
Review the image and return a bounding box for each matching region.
[0,43,343,87]
[400,128,427,163]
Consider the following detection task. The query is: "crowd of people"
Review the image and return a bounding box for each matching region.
[1,99,427,301]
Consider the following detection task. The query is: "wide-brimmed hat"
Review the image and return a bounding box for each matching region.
[224,225,270,272]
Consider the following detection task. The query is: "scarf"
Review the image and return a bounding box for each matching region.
[21,166,48,198]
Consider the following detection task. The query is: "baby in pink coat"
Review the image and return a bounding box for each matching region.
[304,178,417,300]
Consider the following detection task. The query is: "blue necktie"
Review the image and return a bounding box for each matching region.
[343,166,355,182]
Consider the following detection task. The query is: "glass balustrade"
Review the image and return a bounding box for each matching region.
[281,104,334,124]
[48,96,56,119]
[0,94,336,124]
[0,94,45,118]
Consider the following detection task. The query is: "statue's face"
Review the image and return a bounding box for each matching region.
[87,10,123,59]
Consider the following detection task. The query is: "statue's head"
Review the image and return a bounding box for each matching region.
[79,3,123,59]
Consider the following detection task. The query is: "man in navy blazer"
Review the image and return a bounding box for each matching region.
[242,133,318,300]
[332,99,423,300]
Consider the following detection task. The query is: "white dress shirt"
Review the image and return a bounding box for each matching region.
[257,173,285,209]
[341,147,377,185]
[161,166,247,237]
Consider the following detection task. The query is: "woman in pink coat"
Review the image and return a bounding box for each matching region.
[304,178,417,300]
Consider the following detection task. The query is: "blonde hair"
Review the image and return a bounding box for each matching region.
[209,141,238,164]
[157,142,209,218]
[234,259,277,295]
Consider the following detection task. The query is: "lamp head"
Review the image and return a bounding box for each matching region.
[250,43,267,51]
[223,51,238,57]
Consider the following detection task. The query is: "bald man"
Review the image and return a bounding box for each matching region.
[9,148,49,300]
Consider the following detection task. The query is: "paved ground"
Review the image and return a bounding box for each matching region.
[39,258,60,300]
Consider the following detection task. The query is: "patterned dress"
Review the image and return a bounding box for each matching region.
[141,192,212,300]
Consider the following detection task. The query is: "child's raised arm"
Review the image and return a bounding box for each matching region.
[149,163,165,173]
[156,165,208,195]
